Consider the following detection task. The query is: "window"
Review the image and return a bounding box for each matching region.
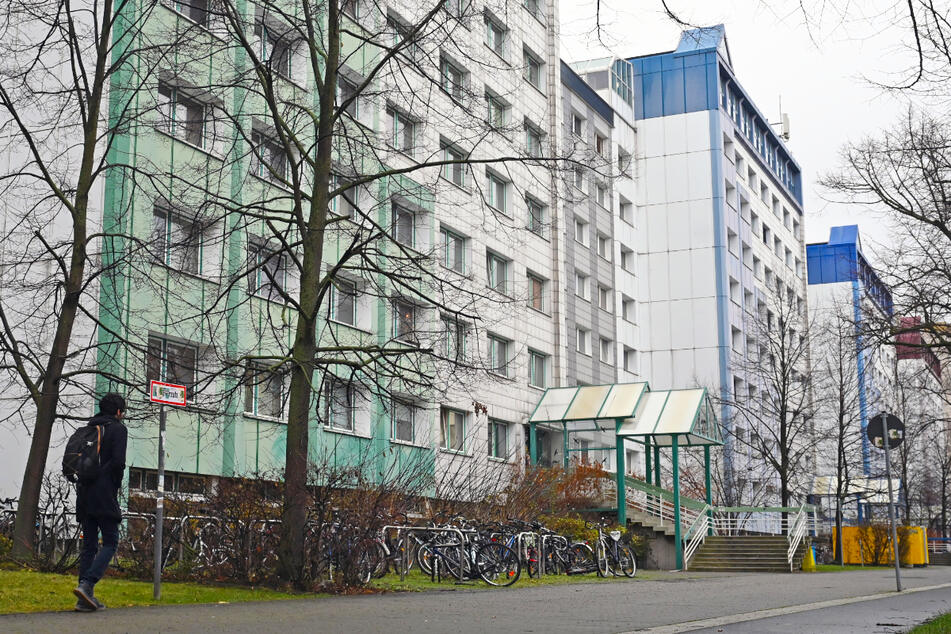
[330,278,357,326]
[147,336,198,390]
[244,362,284,419]
[442,316,468,361]
[523,48,543,89]
[619,199,633,224]
[440,407,465,452]
[441,143,466,187]
[152,208,202,275]
[486,171,508,213]
[486,92,509,127]
[250,129,288,181]
[618,149,632,177]
[574,271,589,300]
[392,204,415,247]
[484,15,506,57]
[527,197,546,235]
[727,229,738,256]
[337,76,359,119]
[323,377,355,431]
[488,419,509,459]
[571,113,584,137]
[523,0,540,18]
[525,122,543,157]
[574,217,588,245]
[173,0,209,26]
[622,296,636,322]
[389,108,416,155]
[620,247,634,273]
[728,278,740,304]
[597,234,610,259]
[529,350,548,388]
[392,400,416,443]
[255,22,293,78]
[527,273,547,312]
[249,240,285,300]
[573,167,584,190]
[392,300,417,344]
[158,84,206,148]
[731,327,743,352]
[598,284,611,311]
[486,252,509,295]
[388,14,420,61]
[595,134,608,157]
[599,337,613,364]
[623,347,638,373]
[440,56,466,98]
[488,334,509,376]
[441,226,466,273]
[576,327,590,354]
[330,174,359,218]
[596,183,608,207]
[341,0,361,18]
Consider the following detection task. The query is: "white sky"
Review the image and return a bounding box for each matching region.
[558,0,920,257]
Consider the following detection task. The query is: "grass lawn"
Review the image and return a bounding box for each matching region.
[814,564,892,573]
[0,569,309,615]
[371,567,654,592]
[910,612,951,633]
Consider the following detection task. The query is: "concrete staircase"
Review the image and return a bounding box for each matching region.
[687,535,807,573]
[628,509,678,538]
[930,552,951,566]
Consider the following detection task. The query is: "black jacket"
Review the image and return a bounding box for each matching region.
[76,414,128,522]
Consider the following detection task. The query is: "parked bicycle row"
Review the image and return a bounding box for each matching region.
[2,501,638,588]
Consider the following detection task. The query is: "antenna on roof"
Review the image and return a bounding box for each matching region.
[769,95,791,141]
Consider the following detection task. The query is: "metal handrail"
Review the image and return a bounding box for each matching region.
[786,506,808,571]
[683,505,713,570]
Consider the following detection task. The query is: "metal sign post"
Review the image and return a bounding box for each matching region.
[149,380,187,600]
[868,413,905,593]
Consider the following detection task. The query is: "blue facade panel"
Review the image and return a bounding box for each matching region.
[630,51,719,120]
[806,243,857,285]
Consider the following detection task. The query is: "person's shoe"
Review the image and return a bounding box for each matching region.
[72,581,97,611]
[91,596,105,610]
[74,599,95,613]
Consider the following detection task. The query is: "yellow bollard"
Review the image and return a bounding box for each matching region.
[802,543,816,572]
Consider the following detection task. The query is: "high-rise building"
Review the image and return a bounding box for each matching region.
[627,25,809,503]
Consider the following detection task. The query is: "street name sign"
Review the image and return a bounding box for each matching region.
[149,380,187,406]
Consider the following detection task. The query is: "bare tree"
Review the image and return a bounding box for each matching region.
[0,0,207,559]
[719,287,813,518]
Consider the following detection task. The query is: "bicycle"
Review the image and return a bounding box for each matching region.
[590,520,636,578]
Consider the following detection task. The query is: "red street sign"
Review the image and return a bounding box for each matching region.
[150,380,187,406]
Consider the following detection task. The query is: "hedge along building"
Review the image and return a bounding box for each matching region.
[92,0,584,501]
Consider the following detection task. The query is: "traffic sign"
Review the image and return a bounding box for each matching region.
[149,380,186,406]
[867,413,905,450]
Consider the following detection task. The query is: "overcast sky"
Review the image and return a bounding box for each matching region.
[558,1,920,259]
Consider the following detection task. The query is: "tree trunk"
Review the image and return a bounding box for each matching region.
[9,0,111,554]
[835,497,844,565]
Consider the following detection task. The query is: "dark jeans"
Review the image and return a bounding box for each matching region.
[78,515,119,586]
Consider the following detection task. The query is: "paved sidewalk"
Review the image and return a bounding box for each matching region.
[2,567,949,633]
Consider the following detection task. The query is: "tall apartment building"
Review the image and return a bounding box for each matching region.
[807,225,894,478]
[628,26,809,503]
[78,0,574,500]
[808,225,946,524]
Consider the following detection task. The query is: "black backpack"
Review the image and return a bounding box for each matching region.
[62,425,104,483]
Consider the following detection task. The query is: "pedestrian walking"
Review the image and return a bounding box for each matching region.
[66,392,128,612]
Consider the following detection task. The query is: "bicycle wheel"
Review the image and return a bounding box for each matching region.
[596,542,611,577]
[567,542,596,574]
[416,543,434,575]
[617,545,636,578]
[476,542,521,587]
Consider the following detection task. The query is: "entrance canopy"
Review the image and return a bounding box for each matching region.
[528,382,721,446]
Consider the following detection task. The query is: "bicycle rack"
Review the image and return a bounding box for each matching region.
[381,525,472,583]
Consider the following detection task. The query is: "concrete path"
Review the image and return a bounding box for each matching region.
[2,567,949,633]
